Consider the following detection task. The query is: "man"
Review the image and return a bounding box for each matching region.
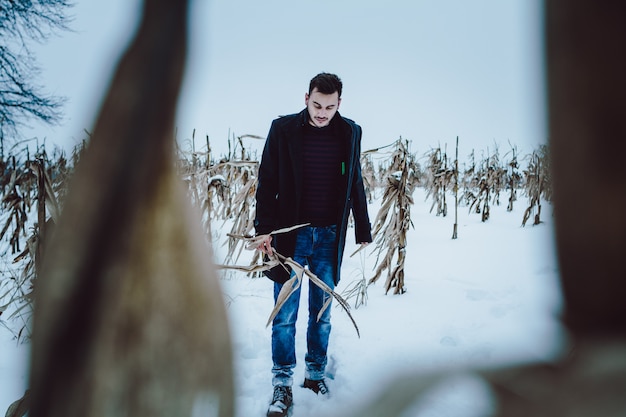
[254,73,372,417]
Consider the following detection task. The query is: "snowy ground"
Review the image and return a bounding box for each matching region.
[0,187,565,416]
[216,188,565,416]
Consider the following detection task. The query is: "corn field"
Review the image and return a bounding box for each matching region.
[0,135,551,338]
[0,140,85,340]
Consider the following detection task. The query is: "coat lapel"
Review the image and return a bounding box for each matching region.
[287,109,306,208]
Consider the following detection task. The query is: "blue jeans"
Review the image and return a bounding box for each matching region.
[271,225,336,387]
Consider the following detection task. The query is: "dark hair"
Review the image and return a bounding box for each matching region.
[308,72,343,98]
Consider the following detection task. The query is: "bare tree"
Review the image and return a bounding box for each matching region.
[0,0,72,144]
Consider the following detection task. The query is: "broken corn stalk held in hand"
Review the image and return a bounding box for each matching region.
[219,224,360,338]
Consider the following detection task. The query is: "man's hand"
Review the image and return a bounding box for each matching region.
[255,234,274,255]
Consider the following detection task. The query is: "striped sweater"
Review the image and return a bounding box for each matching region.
[300,123,344,226]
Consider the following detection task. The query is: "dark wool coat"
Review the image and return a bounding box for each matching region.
[254,109,372,284]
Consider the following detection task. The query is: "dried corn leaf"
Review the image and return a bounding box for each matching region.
[218,229,360,337]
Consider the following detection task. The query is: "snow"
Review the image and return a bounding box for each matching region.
[217,188,565,416]
[0,188,565,416]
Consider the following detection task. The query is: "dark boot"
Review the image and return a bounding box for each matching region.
[303,378,329,396]
[267,385,293,417]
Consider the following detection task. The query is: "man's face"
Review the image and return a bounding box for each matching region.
[305,87,341,128]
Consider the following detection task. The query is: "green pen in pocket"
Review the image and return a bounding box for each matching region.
[341,161,345,175]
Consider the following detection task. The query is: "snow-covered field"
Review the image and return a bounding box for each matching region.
[0,187,565,416]
[217,188,565,416]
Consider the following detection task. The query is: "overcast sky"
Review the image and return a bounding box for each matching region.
[25,0,546,159]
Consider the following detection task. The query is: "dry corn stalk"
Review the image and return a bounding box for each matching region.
[424,145,454,217]
[0,146,72,343]
[367,139,415,295]
[465,147,507,222]
[221,161,258,266]
[220,225,360,337]
[341,252,369,309]
[522,145,551,226]
[28,1,235,416]
[505,144,522,212]
[360,153,377,203]
[452,137,459,239]
[178,135,261,261]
